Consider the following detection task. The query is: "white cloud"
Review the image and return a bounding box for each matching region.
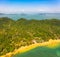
[0,5,60,13]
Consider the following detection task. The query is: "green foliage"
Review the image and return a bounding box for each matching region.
[0,17,60,55]
[13,46,60,57]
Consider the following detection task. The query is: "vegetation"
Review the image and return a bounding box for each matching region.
[1,39,60,57]
[0,17,60,56]
[13,46,60,57]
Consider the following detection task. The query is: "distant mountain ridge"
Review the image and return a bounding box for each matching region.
[0,13,60,20]
[0,13,5,15]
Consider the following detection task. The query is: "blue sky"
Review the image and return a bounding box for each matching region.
[0,0,60,13]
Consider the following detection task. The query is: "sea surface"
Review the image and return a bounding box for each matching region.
[13,45,60,57]
[0,13,60,20]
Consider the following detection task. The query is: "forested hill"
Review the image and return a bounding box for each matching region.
[0,17,60,56]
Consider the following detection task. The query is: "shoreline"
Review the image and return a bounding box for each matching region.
[1,39,60,57]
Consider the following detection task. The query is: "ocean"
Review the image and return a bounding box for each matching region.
[0,13,60,20]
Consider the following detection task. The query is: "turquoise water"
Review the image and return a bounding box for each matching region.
[0,13,60,20]
[13,46,60,57]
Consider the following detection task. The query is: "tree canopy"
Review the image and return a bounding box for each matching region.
[0,17,60,55]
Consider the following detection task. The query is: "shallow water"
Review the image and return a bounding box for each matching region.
[13,45,60,57]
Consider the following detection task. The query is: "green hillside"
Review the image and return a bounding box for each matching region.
[13,46,60,57]
[0,17,60,56]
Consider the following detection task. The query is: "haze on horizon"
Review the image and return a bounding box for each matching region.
[0,0,60,14]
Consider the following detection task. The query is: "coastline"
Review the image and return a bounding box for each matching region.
[1,39,60,57]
